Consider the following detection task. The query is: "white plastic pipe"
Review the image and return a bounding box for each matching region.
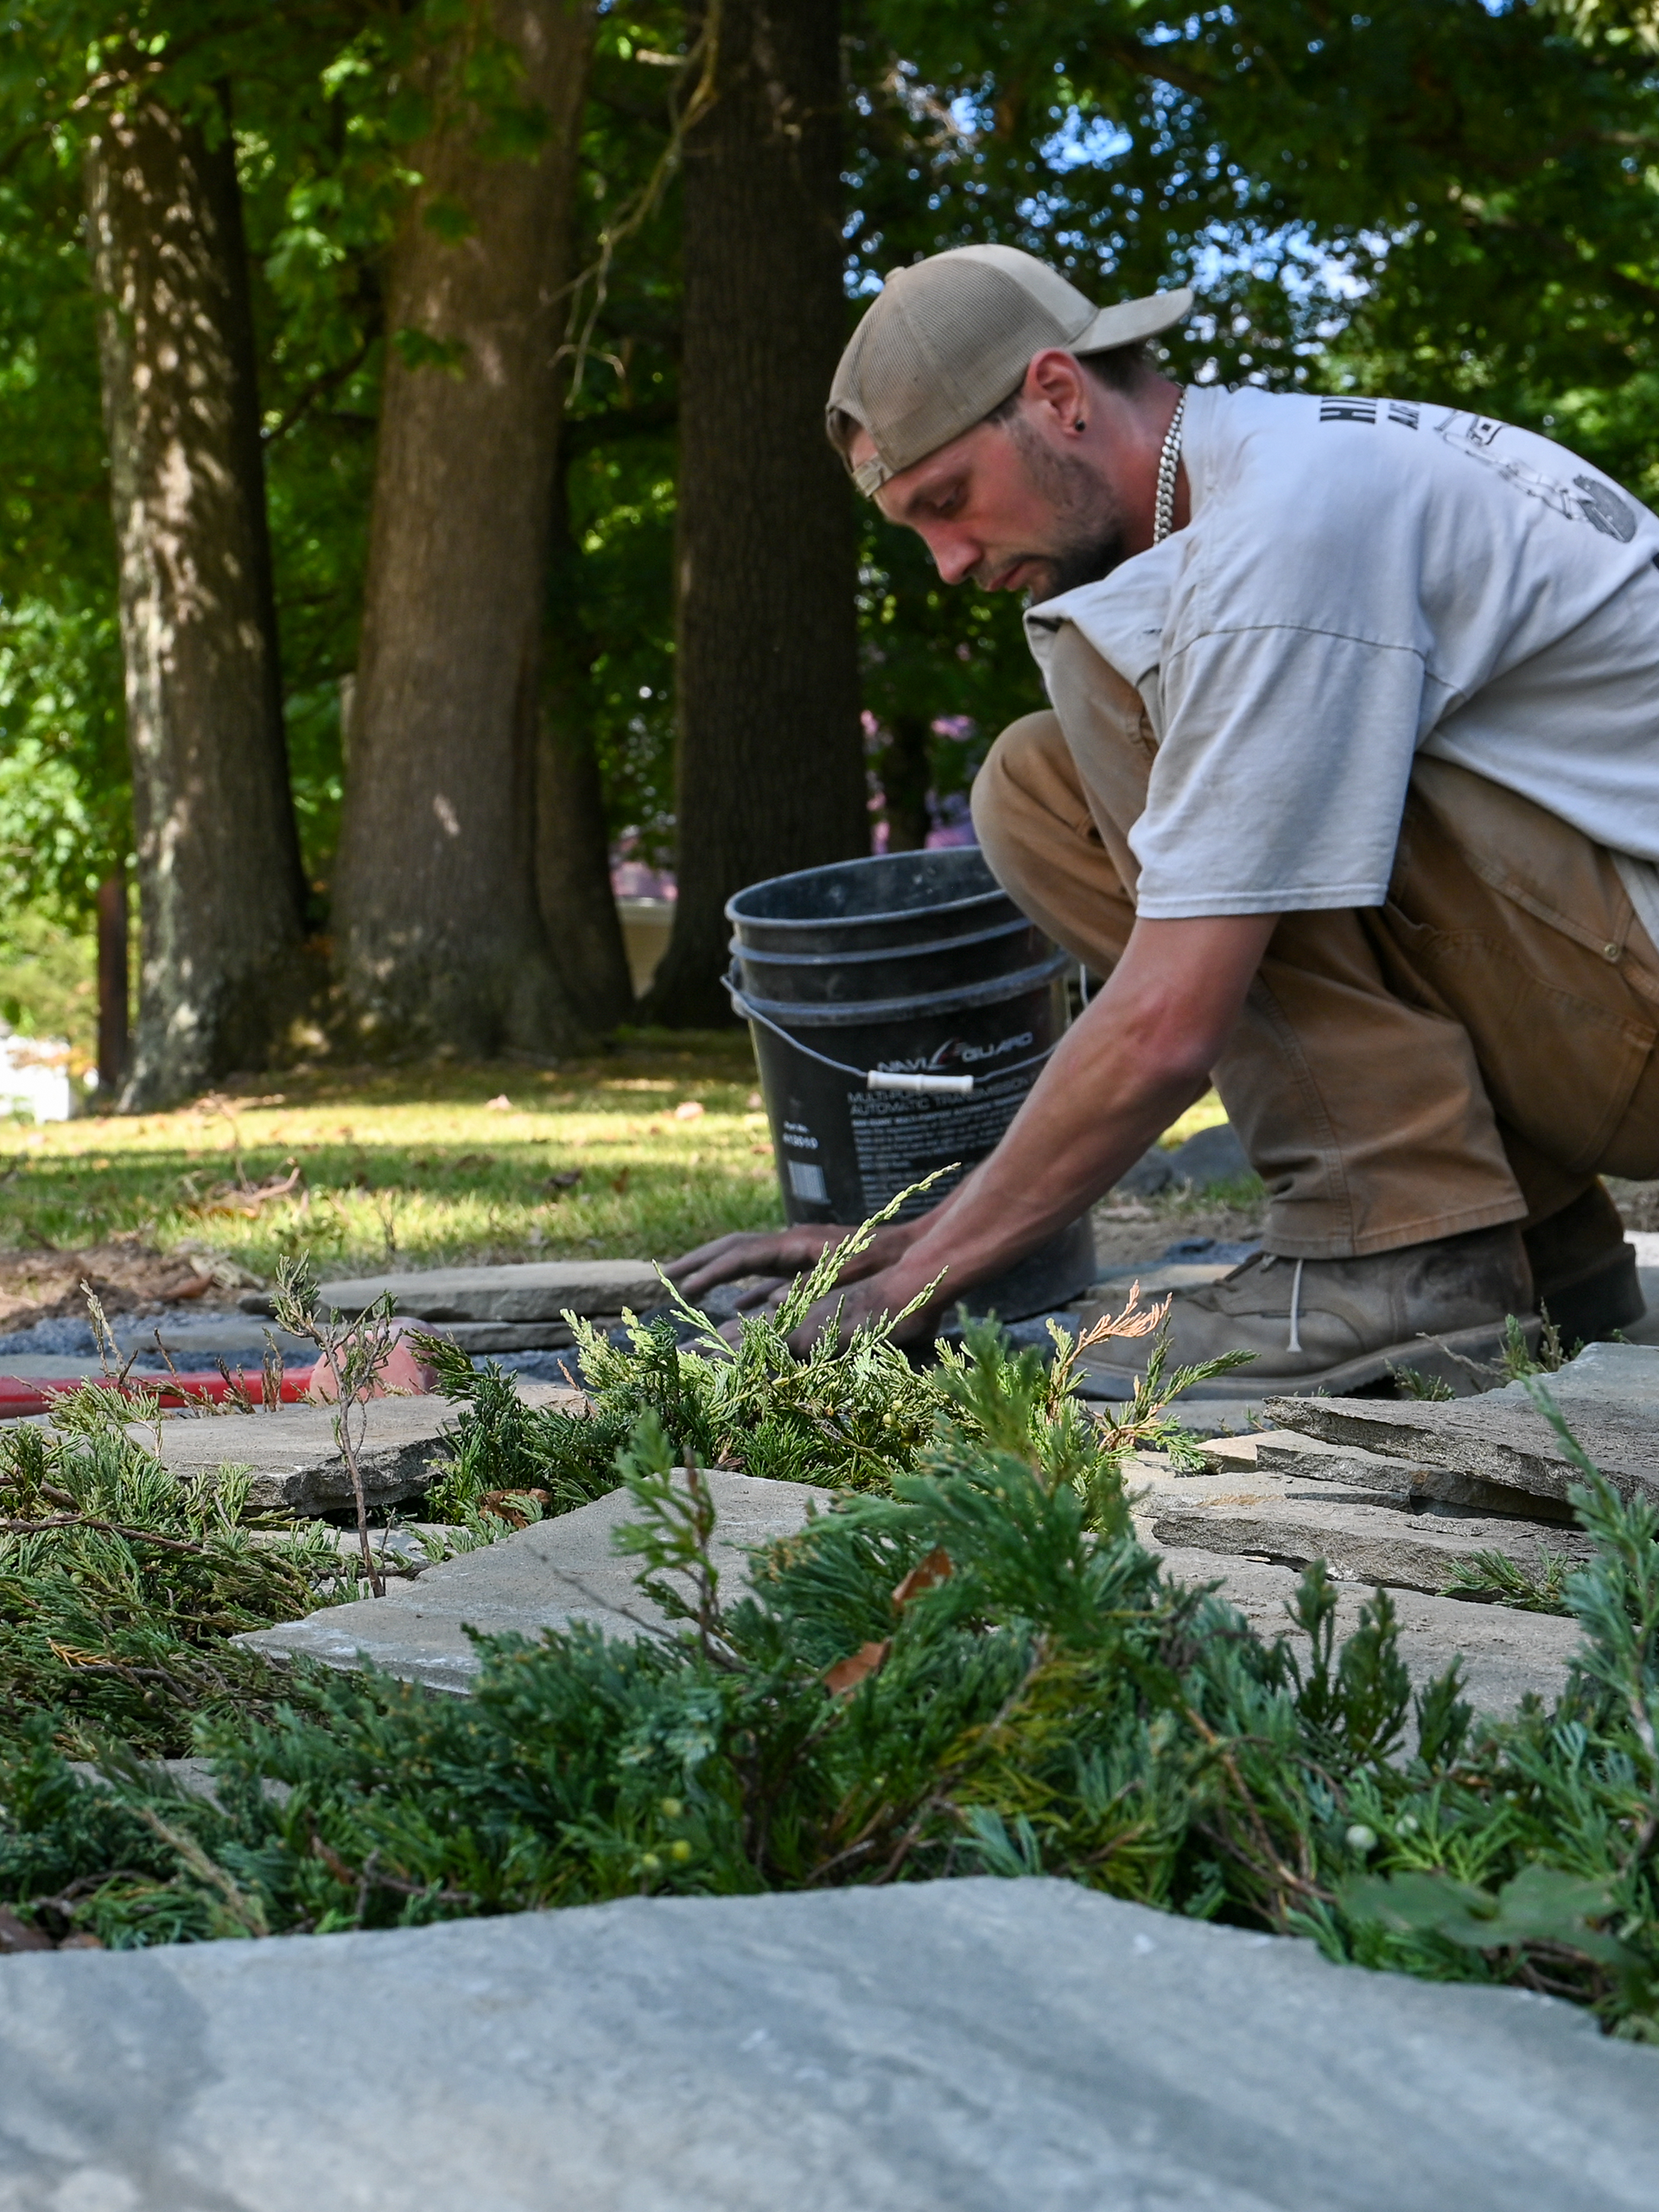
[866,1070,974,1096]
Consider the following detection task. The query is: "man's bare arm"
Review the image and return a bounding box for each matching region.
[668,913,1279,1337]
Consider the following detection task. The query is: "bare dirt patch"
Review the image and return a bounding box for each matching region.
[1090,1192,1267,1272]
[0,1241,259,1328]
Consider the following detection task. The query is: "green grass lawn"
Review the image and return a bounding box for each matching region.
[0,1022,1239,1288]
[0,1032,784,1282]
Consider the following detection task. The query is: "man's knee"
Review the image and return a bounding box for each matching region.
[970,710,1077,889]
[972,712,1065,907]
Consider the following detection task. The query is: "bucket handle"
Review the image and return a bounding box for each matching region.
[725,971,1058,1096]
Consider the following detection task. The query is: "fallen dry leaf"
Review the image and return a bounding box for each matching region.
[484,1094,512,1111]
[891,1547,953,1611]
[823,1638,891,1695]
[478,1488,553,1529]
[673,1100,705,1121]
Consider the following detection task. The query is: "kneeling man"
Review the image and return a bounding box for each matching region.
[672,245,1659,1393]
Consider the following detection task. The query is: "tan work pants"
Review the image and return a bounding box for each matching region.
[971,627,1659,1259]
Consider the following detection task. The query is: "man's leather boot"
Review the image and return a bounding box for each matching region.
[1522,1181,1645,1348]
[1080,1221,1534,1400]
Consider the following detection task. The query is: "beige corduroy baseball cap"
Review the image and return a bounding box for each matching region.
[829,245,1193,498]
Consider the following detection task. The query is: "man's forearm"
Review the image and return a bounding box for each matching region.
[874,913,1280,1312]
[672,914,1279,1338]
[887,1009,1207,1300]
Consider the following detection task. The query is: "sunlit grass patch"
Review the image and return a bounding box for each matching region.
[1157,1088,1230,1149]
[0,1033,786,1282]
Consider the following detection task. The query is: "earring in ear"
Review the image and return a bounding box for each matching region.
[1073,419,1085,432]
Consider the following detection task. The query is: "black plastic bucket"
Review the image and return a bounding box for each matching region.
[727,849,1096,1320]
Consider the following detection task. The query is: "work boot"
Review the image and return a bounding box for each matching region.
[1523,1181,1645,1348]
[1079,1222,1534,1401]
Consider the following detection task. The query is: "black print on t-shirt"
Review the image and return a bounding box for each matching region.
[1319,398,1377,424]
[1388,403,1420,429]
[1573,475,1637,543]
[1440,412,1596,527]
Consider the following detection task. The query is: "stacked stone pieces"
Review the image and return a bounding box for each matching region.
[1117,1344,1659,1683]
[238,1258,666,1353]
[1262,1340,1659,1510]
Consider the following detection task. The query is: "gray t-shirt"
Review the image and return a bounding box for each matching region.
[1025,384,1659,921]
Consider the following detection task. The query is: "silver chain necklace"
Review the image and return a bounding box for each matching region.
[1153,388,1187,545]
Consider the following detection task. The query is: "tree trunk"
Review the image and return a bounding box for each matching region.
[643,0,867,1027]
[95,874,129,1096]
[880,714,932,852]
[334,0,597,1058]
[536,456,634,1029]
[85,94,307,1108]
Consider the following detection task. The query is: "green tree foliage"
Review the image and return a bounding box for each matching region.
[843,0,1659,821]
[0,53,124,916]
[4,2,1659,986]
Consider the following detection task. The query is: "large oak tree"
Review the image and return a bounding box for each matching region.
[643,0,868,1027]
[86,86,308,1107]
[333,0,598,1058]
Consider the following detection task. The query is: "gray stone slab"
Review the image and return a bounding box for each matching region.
[0,1356,107,1381]
[426,1319,586,1351]
[0,1334,313,1383]
[1487,1338,1659,1414]
[135,1396,470,1516]
[238,1452,1578,1718]
[67,1756,289,1814]
[0,1878,1651,2211]
[1266,1343,1659,1509]
[1249,1429,1580,1521]
[239,1259,664,1323]
[1157,1395,1273,1434]
[235,1466,834,1690]
[1155,1542,1580,1714]
[1146,1488,1594,1595]
[111,1319,315,1362]
[248,1521,458,1568]
[515,1378,589,1412]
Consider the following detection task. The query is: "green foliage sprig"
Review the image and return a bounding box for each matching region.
[0,1376,349,1753]
[1,1334,1656,2036]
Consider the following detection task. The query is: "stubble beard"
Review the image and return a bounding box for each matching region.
[996,415,1129,605]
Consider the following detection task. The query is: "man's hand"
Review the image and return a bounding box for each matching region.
[664,1219,922,1307]
[761,1258,947,1354]
[681,1248,946,1354]
[665,912,1281,1354]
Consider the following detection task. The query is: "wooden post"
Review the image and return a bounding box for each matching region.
[96,874,129,1098]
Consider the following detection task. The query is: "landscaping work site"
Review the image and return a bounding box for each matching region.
[10,0,1659,2199]
[0,1078,1655,2198]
